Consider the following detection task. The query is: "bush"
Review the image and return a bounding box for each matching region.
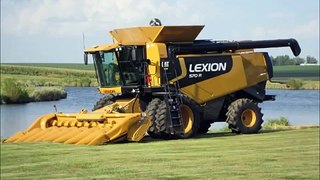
[263,117,290,130]
[29,87,67,101]
[0,79,29,104]
[286,78,304,90]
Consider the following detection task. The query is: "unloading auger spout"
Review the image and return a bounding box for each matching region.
[174,39,301,56]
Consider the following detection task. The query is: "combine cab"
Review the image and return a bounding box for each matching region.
[5,22,301,145]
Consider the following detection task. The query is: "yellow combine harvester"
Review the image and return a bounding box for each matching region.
[5,22,301,145]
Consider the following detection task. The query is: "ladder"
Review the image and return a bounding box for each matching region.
[162,61,185,135]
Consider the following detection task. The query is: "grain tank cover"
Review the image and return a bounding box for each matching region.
[109,26,204,44]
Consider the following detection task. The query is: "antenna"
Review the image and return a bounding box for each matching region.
[83,32,89,65]
[82,32,86,50]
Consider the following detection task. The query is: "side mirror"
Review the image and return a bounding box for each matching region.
[84,53,88,65]
[144,59,151,64]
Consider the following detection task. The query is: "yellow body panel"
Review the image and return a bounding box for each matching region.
[170,58,188,82]
[84,43,119,53]
[178,53,269,104]
[146,43,168,87]
[99,87,122,94]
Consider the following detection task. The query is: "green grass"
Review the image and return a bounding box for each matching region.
[0,78,67,104]
[0,64,95,77]
[1,128,319,179]
[0,64,97,87]
[3,63,95,71]
[273,65,320,81]
[266,80,319,90]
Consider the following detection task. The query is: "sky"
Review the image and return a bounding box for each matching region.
[1,0,319,63]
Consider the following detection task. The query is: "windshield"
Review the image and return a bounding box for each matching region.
[93,51,121,87]
[92,46,145,87]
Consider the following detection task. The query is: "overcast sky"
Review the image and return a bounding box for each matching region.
[1,0,319,63]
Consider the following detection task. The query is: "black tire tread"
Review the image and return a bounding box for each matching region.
[226,98,263,134]
[92,94,118,111]
[146,98,162,138]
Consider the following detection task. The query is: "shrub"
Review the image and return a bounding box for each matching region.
[29,87,67,101]
[0,79,29,104]
[286,78,304,90]
[263,117,290,130]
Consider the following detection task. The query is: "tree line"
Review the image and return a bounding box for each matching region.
[270,55,318,66]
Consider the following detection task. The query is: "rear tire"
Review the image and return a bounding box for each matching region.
[226,98,263,134]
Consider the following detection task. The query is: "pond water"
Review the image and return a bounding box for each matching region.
[1,87,319,137]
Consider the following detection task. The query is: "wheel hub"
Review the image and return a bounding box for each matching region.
[241,109,257,127]
[180,105,194,134]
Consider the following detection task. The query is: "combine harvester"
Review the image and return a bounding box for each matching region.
[5,20,301,145]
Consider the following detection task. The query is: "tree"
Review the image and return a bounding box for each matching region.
[306,56,318,64]
[270,56,277,65]
[275,55,292,66]
[292,57,305,65]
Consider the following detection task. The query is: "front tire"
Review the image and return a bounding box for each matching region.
[154,96,200,139]
[92,94,118,111]
[145,98,162,138]
[226,98,263,134]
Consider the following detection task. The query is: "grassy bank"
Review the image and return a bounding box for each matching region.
[1,64,97,87]
[266,80,320,90]
[268,65,319,90]
[1,128,319,179]
[0,80,67,104]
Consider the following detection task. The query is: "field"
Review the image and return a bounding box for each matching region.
[273,65,319,81]
[0,64,97,87]
[3,63,95,71]
[1,128,319,179]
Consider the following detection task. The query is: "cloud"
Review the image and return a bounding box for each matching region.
[1,0,319,62]
[251,19,319,40]
[1,0,208,37]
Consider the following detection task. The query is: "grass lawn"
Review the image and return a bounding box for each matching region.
[1,128,319,179]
